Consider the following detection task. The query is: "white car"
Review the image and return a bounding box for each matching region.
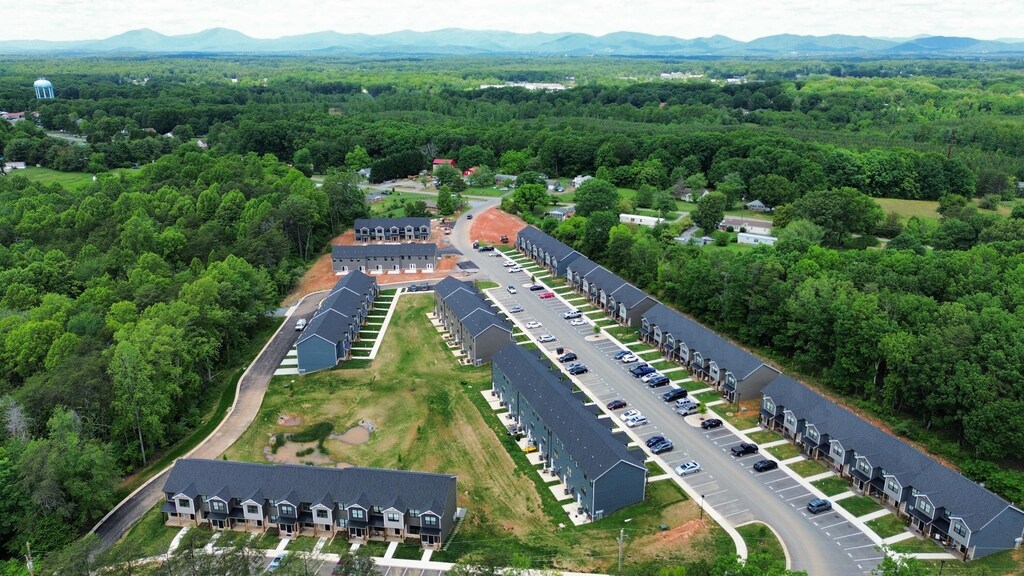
[562,309,581,319]
[619,409,641,421]
[674,460,702,476]
[569,318,587,326]
[625,415,649,428]
[641,371,663,383]
[507,285,518,294]
[620,353,639,363]
[537,334,556,343]
[525,321,542,329]
[509,266,523,273]
[503,261,517,267]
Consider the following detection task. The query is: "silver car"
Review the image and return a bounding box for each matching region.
[674,460,702,476]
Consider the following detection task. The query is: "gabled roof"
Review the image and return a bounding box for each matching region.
[461,308,512,337]
[516,226,580,264]
[761,376,1022,530]
[297,308,353,347]
[581,266,626,295]
[566,255,601,277]
[434,277,474,300]
[164,459,455,516]
[328,270,377,298]
[493,344,645,480]
[332,243,437,259]
[608,283,655,310]
[354,217,430,230]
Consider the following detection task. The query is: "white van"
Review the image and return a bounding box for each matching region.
[295,318,308,331]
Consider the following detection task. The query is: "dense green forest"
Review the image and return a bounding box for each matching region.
[1,55,1023,573]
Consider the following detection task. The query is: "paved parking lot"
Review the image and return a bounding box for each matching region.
[374,567,445,576]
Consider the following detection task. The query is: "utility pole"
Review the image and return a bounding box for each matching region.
[25,542,34,576]
[617,528,625,574]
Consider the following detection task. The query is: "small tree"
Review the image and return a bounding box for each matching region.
[691,191,728,234]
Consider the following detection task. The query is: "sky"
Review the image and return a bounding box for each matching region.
[8,0,1022,42]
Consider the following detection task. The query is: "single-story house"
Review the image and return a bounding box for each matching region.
[738,233,777,246]
[619,214,664,227]
[331,243,437,275]
[745,199,772,212]
[721,217,773,236]
[547,206,575,221]
[571,175,593,188]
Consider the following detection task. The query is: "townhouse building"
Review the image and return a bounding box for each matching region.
[162,459,457,549]
[760,376,1024,560]
[515,225,582,277]
[332,243,437,275]
[354,217,431,242]
[491,344,647,519]
[296,272,379,373]
[433,277,513,366]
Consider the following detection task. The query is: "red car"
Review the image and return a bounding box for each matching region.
[538,291,555,299]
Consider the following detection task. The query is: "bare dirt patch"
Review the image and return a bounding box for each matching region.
[651,519,705,547]
[277,414,302,427]
[330,426,370,445]
[470,207,526,244]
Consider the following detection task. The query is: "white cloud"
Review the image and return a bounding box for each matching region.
[4,0,1021,42]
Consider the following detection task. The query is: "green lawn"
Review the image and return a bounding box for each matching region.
[464,186,510,198]
[874,198,941,222]
[606,326,639,343]
[252,529,282,549]
[359,540,390,557]
[102,503,180,562]
[323,535,355,554]
[812,476,850,497]
[474,280,499,290]
[788,459,829,478]
[715,403,761,430]
[889,536,945,554]
[392,542,426,560]
[765,442,802,461]
[747,429,783,444]
[737,523,786,571]
[677,378,708,391]
[286,535,320,551]
[837,495,884,517]
[14,166,133,189]
[915,549,1023,576]
[866,515,909,539]
[695,390,724,405]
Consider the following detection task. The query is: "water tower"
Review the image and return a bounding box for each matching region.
[34,78,54,99]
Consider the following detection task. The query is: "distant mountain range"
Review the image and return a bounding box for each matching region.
[3,28,1024,56]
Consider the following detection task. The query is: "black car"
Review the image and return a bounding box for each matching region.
[645,435,666,448]
[613,350,630,360]
[568,364,589,375]
[646,375,670,388]
[630,364,656,377]
[651,440,674,454]
[558,352,578,363]
[663,388,688,402]
[700,418,723,430]
[753,459,779,472]
[731,442,759,457]
[478,245,494,252]
[606,399,627,410]
[528,284,545,291]
[466,214,473,219]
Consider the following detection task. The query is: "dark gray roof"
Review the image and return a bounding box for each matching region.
[354,217,430,230]
[582,266,626,296]
[517,226,580,263]
[642,303,769,379]
[329,271,376,298]
[609,282,654,310]
[493,344,645,479]
[566,255,601,277]
[461,308,512,337]
[761,376,1020,530]
[444,289,492,322]
[297,308,352,347]
[434,277,473,300]
[164,458,455,514]
[439,279,510,337]
[332,243,437,259]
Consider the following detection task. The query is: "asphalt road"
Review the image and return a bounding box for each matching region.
[451,202,881,576]
[92,295,325,550]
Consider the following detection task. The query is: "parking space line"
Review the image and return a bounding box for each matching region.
[702,488,728,498]
[763,476,793,485]
[721,508,750,518]
[843,543,877,551]
[710,498,739,506]
[688,479,718,489]
[786,493,811,501]
[820,520,848,529]
[833,533,863,540]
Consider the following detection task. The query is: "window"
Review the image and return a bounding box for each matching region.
[953,521,968,537]
[316,510,328,519]
[422,515,438,527]
[278,504,295,516]
[785,414,796,426]
[386,512,400,522]
[247,505,259,515]
[350,509,365,520]
[918,499,934,516]
[211,500,226,513]
[269,499,278,506]
[806,428,819,441]
[178,498,191,509]
[857,460,871,474]
[886,479,899,493]
[409,509,420,517]
[763,399,775,412]
[831,444,843,457]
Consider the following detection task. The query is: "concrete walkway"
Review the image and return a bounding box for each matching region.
[383,541,399,559]
[859,509,893,522]
[167,527,190,554]
[882,532,915,545]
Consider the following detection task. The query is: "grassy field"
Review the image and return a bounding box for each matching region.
[889,536,945,554]
[788,459,829,478]
[765,443,802,460]
[737,523,785,568]
[837,495,884,517]
[866,515,909,539]
[811,477,850,497]
[747,429,783,444]
[874,198,941,222]
[695,390,724,405]
[225,294,730,571]
[464,186,510,198]
[102,503,181,562]
[914,548,1024,576]
[13,166,134,189]
[713,401,761,430]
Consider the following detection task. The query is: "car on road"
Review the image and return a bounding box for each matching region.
[509,305,524,313]
[509,266,523,273]
[731,442,759,457]
[606,399,627,410]
[569,318,587,326]
[563,310,581,319]
[490,251,504,257]
[625,414,648,427]
[507,285,517,294]
[700,418,723,430]
[662,388,688,402]
[646,375,671,388]
[807,498,833,514]
[567,364,588,375]
[613,350,631,360]
[525,321,542,329]
[651,439,674,454]
[537,334,556,343]
[619,409,641,421]
[466,214,473,219]
[630,364,656,378]
[268,554,286,572]
[294,318,307,331]
[478,245,494,252]
[645,435,666,447]
[503,261,517,267]
[640,371,663,383]
[753,459,779,472]
[557,352,578,362]
[529,284,546,291]
[619,353,639,363]
[674,460,702,476]
[538,291,555,299]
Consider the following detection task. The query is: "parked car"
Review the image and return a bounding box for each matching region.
[676,405,699,416]
[500,235,509,243]
[529,284,546,291]
[651,440,674,454]
[268,554,286,572]
[753,459,779,472]
[645,435,666,447]
[674,460,702,476]
[507,285,517,294]
[558,352,578,363]
[606,399,627,410]
[478,245,494,252]
[537,334,556,343]
[630,365,656,378]
[625,415,648,428]
[466,214,473,219]
[620,353,639,363]
[525,321,542,329]
[700,418,723,430]
[538,292,555,299]
[619,409,641,421]
[569,318,587,326]
[640,371,663,383]
[509,305,524,313]
[663,388,688,402]
[503,260,517,267]
[294,318,307,331]
[509,266,523,273]
[731,442,759,457]
[568,364,588,375]
[646,375,670,388]
[807,498,833,514]
[563,310,581,319]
